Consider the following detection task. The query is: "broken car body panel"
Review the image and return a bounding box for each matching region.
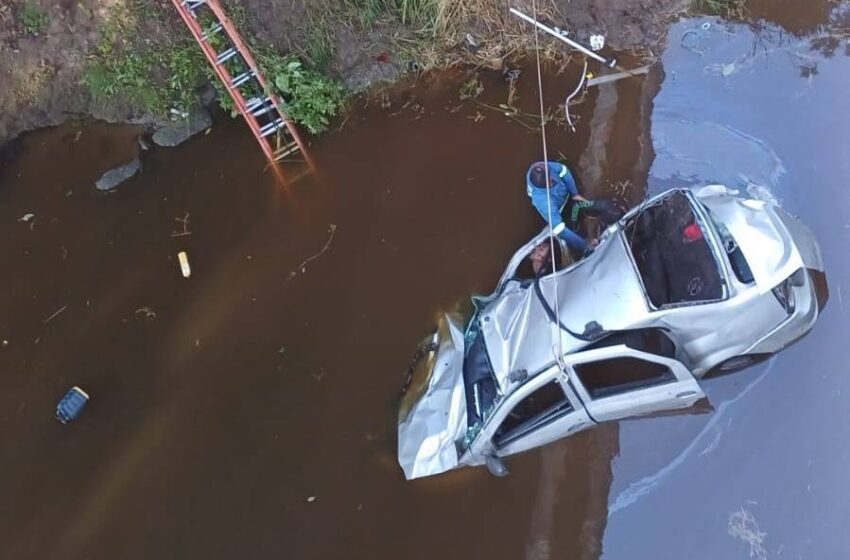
[398,186,825,479]
[398,314,468,480]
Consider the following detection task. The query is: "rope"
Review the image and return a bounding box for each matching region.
[531,0,566,371]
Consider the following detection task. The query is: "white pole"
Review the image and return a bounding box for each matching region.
[509,7,614,67]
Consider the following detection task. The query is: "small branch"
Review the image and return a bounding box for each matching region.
[171,211,191,237]
[287,224,338,282]
[43,305,67,324]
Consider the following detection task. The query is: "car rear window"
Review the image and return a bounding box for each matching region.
[625,191,724,307]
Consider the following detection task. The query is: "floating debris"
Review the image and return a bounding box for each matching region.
[56,386,89,424]
[178,251,192,278]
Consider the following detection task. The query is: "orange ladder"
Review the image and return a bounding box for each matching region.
[169,0,310,168]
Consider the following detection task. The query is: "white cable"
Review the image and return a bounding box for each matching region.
[530,0,566,371]
[565,59,588,132]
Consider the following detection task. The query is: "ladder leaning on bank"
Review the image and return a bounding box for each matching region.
[169,0,309,167]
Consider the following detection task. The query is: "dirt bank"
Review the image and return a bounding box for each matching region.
[0,0,692,149]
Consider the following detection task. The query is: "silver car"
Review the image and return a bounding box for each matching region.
[398,185,827,480]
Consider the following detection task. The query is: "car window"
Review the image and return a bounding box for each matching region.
[574,357,676,399]
[703,206,755,284]
[626,191,724,307]
[494,380,572,448]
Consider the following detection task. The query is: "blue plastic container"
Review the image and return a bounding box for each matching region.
[56,387,89,424]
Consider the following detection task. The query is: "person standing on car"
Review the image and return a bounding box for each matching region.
[526,161,622,254]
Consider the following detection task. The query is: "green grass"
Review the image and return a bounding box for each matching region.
[343,0,439,30]
[19,1,48,36]
[303,13,336,72]
[84,2,211,117]
[692,0,747,18]
[84,1,346,133]
[345,0,387,26]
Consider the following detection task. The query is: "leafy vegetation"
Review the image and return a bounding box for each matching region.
[19,1,48,36]
[84,3,214,117]
[303,17,336,72]
[83,1,345,133]
[84,41,209,117]
[692,0,748,18]
[459,75,484,100]
[344,0,438,30]
[257,50,345,134]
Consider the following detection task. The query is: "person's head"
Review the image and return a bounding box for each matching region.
[530,241,551,261]
[530,163,551,189]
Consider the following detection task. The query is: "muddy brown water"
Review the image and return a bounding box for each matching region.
[2,2,849,558]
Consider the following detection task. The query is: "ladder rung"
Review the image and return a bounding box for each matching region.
[201,23,223,41]
[252,103,276,118]
[245,96,269,111]
[260,119,284,137]
[216,48,238,64]
[230,71,256,88]
[183,0,206,12]
[274,142,301,159]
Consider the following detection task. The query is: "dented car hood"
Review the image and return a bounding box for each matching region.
[397,314,468,480]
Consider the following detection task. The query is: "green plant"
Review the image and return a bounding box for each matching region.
[343,0,439,30]
[19,1,48,36]
[344,0,387,26]
[84,51,163,112]
[303,18,335,72]
[257,51,345,134]
[459,75,483,100]
[84,1,214,117]
[275,60,345,134]
[164,43,212,114]
[692,0,747,18]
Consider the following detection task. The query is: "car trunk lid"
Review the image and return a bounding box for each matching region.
[695,186,811,292]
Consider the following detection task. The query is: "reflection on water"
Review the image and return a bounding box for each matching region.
[605,4,849,559]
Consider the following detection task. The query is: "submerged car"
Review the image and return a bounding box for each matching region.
[398,185,827,480]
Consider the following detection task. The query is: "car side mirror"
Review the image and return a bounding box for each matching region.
[485,454,510,477]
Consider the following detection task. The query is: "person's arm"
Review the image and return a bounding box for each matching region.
[553,223,589,252]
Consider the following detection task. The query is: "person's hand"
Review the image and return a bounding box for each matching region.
[589,238,599,248]
[574,194,588,202]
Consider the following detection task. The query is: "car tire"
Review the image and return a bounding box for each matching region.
[704,354,770,379]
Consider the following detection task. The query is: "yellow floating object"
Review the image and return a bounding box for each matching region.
[178,251,191,278]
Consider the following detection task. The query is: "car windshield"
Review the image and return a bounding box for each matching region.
[624,191,725,308]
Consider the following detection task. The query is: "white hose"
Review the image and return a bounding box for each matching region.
[564,59,588,132]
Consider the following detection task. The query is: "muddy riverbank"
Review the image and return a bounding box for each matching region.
[2,1,850,559]
[1,0,693,148]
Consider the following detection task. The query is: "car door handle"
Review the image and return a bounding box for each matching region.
[676,391,697,399]
[568,422,585,433]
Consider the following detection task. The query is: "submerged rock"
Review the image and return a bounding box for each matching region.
[95,158,141,191]
[151,109,213,147]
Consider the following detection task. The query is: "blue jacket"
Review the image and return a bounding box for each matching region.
[526,161,587,251]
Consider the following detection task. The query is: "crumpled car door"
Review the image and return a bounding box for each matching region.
[467,366,595,462]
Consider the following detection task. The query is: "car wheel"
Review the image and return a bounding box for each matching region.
[705,354,770,379]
